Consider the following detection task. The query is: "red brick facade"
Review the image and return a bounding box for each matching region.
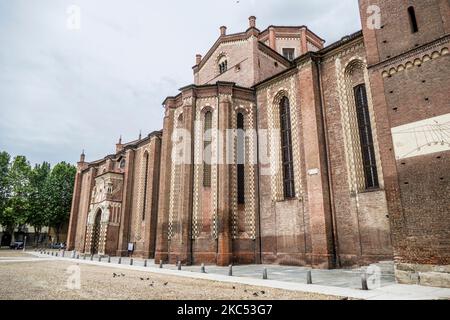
[67,2,450,287]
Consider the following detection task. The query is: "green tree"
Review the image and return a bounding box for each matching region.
[0,151,11,217]
[1,156,31,242]
[45,162,76,243]
[28,162,51,245]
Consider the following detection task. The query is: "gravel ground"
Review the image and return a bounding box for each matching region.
[0,250,342,300]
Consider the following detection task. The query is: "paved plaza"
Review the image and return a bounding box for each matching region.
[12,249,448,300]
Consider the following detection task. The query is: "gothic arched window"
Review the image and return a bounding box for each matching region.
[354,84,379,189]
[203,111,212,187]
[279,96,295,199]
[236,112,245,204]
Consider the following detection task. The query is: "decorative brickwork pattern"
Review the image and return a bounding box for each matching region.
[336,55,384,192]
[168,108,184,239]
[265,74,302,201]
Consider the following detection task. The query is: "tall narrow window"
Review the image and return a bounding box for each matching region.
[354,84,379,189]
[203,111,212,187]
[408,6,419,33]
[236,113,245,204]
[218,56,228,74]
[142,152,149,220]
[279,97,295,199]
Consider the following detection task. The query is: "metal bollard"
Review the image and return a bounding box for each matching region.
[76,254,79,259]
[201,263,206,273]
[107,256,111,263]
[144,259,147,267]
[263,268,268,280]
[159,260,163,268]
[228,264,233,276]
[361,273,369,290]
[306,270,312,284]
[118,257,122,264]
[177,261,181,270]
[130,258,133,266]
[90,254,93,261]
[98,256,102,262]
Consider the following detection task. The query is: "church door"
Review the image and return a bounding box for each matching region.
[91,210,102,254]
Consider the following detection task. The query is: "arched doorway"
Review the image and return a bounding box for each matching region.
[91,209,102,254]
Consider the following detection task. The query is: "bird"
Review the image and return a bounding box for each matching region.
[140,277,144,281]
[164,282,168,286]
[260,290,265,294]
[112,273,117,278]
[253,292,259,297]
[121,273,125,277]
[149,283,153,287]
[244,289,247,293]
[147,278,150,281]
[232,286,236,290]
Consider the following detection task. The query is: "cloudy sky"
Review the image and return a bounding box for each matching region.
[0,0,361,166]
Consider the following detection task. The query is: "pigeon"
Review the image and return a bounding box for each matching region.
[146,278,150,281]
[232,286,236,290]
[164,282,168,286]
[260,290,265,294]
[113,273,117,278]
[253,292,259,297]
[149,283,153,287]
[121,273,125,277]
[244,289,247,293]
[140,277,144,281]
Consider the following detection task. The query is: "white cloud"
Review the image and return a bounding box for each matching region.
[0,0,360,165]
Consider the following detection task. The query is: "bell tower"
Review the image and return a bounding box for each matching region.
[359,0,450,287]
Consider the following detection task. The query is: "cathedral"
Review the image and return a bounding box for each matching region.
[67,0,450,287]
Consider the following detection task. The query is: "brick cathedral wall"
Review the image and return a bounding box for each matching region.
[360,0,450,286]
[320,41,392,266]
[74,170,93,252]
[256,72,312,266]
[197,38,256,87]
[380,55,450,265]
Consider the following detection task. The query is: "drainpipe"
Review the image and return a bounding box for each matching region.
[314,55,341,268]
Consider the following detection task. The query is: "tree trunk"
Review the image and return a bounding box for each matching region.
[56,224,61,243]
[7,226,16,245]
[34,226,41,247]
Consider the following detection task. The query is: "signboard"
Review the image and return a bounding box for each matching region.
[127,242,134,252]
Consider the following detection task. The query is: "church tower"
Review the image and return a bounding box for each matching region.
[359,0,450,286]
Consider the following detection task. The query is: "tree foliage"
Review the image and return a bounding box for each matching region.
[28,162,51,234]
[0,151,11,228]
[44,162,76,242]
[1,156,31,232]
[0,151,76,244]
